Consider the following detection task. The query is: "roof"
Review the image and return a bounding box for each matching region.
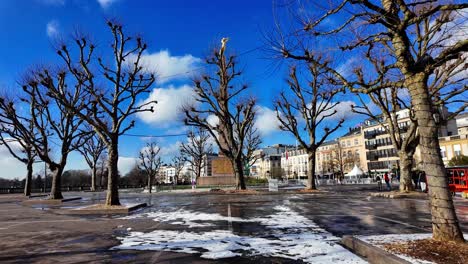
[456,112,468,119]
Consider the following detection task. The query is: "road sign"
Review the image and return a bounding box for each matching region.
[269,179,279,192]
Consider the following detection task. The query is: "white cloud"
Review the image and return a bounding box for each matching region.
[46,20,60,38]
[206,115,219,127]
[127,50,201,84]
[331,100,357,120]
[159,141,182,157]
[118,156,137,175]
[97,0,117,8]
[255,106,280,136]
[0,143,26,180]
[137,85,195,126]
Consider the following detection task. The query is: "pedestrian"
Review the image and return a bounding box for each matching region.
[419,171,427,193]
[384,172,391,191]
[376,175,382,191]
[412,171,419,189]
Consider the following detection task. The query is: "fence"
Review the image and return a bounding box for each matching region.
[0,185,144,194]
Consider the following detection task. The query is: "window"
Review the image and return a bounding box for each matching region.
[347,140,351,147]
[440,146,446,158]
[354,139,359,145]
[454,145,461,156]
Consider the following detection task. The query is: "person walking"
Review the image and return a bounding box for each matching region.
[376,175,382,191]
[384,172,391,191]
[419,171,428,193]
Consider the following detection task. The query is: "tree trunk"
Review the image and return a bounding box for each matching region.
[407,73,464,242]
[24,159,33,196]
[306,152,317,190]
[398,151,414,192]
[233,158,246,190]
[91,166,97,191]
[105,141,120,206]
[147,173,152,193]
[49,165,64,199]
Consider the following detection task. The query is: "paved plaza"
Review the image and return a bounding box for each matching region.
[0,185,467,263]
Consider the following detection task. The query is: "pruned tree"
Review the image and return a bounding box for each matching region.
[0,71,87,199]
[275,63,344,190]
[352,87,419,192]
[0,96,37,196]
[183,39,257,190]
[41,22,156,205]
[180,128,213,181]
[139,142,162,193]
[273,0,466,242]
[172,154,186,185]
[77,125,106,191]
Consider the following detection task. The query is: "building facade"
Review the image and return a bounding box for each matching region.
[250,145,287,179]
[439,134,468,166]
[337,127,367,174]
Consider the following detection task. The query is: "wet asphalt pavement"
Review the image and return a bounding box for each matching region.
[0,184,467,263]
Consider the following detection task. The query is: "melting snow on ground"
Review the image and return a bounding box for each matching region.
[115,205,366,263]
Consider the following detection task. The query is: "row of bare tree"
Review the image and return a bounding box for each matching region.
[267,0,467,242]
[0,0,465,243]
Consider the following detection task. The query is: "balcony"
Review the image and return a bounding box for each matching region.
[364,131,377,139]
[365,143,377,150]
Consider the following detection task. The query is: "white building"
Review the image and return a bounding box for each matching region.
[456,112,468,136]
[159,166,176,184]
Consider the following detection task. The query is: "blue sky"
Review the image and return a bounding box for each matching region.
[0,0,367,179]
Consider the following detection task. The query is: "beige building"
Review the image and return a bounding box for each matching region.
[337,127,367,173]
[439,134,468,166]
[315,140,339,177]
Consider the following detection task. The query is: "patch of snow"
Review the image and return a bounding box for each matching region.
[115,229,364,263]
[115,205,366,263]
[124,208,247,228]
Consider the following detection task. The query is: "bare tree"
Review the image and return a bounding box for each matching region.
[333,142,346,181]
[243,127,262,172]
[352,88,419,192]
[96,153,108,188]
[0,97,37,196]
[183,39,257,190]
[2,71,88,199]
[77,126,106,191]
[275,63,344,190]
[172,154,185,185]
[41,22,156,205]
[139,142,162,193]
[273,0,466,242]
[180,128,213,181]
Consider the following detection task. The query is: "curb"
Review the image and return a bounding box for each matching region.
[341,236,411,264]
[369,192,427,199]
[65,202,147,215]
[22,196,82,205]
